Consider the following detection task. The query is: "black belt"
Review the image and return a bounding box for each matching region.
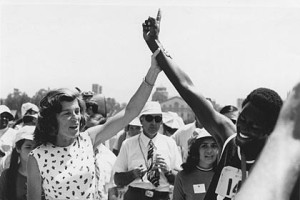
[128,186,169,198]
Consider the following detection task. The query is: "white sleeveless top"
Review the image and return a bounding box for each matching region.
[30,132,97,200]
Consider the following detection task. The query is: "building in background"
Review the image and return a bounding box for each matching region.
[152,86,168,103]
[160,96,195,124]
[92,83,102,94]
[237,98,244,111]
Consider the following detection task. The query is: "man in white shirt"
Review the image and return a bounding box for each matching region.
[113,101,182,200]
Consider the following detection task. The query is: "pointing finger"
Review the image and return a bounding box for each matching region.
[156,8,161,23]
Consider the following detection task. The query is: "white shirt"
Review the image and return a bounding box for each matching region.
[0,127,17,152]
[113,132,182,192]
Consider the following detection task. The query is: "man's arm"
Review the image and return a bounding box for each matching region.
[235,83,300,200]
[142,10,235,146]
[114,171,140,187]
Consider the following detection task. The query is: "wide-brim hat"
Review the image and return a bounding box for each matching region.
[162,111,184,129]
[140,101,162,116]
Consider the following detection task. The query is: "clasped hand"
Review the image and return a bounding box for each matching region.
[153,153,170,173]
[132,165,147,180]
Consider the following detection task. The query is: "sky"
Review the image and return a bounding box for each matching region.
[1,0,300,107]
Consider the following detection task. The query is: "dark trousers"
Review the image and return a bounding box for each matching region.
[123,186,170,200]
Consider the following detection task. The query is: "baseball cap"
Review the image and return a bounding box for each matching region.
[140,101,162,116]
[194,129,213,140]
[0,105,13,120]
[188,129,214,148]
[14,125,35,143]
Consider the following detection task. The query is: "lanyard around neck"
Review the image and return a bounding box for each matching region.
[138,134,151,170]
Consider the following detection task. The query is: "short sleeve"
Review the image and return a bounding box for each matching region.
[113,140,129,173]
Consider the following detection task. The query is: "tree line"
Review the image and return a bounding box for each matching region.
[1,88,125,119]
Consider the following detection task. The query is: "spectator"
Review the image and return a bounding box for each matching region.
[141,11,294,200]
[0,103,39,174]
[161,112,184,137]
[173,132,219,200]
[219,105,239,125]
[0,105,17,173]
[14,102,39,128]
[85,98,106,130]
[113,101,182,200]
[0,125,36,200]
[84,97,118,199]
[95,143,117,200]
[27,49,161,200]
[172,117,211,163]
[112,117,142,156]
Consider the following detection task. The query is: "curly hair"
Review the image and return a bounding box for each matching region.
[242,87,283,132]
[34,88,86,146]
[181,136,217,173]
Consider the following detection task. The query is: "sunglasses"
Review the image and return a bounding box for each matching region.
[144,115,162,123]
[128,125,141,130]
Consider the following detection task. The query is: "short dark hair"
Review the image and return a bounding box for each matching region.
[242,87,283,131]
[219,105,238,115]
[34,88,86,146]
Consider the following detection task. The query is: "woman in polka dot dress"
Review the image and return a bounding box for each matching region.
[27,49,161,200]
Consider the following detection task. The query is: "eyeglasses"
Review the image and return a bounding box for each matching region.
[144,115,162,123]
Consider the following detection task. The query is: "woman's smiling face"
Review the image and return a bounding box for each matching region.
[198,137,219,169]
[56,100,81,142]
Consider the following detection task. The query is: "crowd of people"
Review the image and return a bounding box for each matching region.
[0,9,299,200]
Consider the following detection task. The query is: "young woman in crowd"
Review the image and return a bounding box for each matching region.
[173,133,219,200]
[27,49,161,200]
[0,126,36,200]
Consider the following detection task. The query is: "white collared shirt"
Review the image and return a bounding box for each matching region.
[113,132,182,192]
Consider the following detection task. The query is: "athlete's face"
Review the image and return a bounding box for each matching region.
[236,102,272,159]
[198,138,219,169]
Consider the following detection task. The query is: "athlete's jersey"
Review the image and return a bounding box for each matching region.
[204,135,253,200]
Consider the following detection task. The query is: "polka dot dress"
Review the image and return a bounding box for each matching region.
[30,132,97,200]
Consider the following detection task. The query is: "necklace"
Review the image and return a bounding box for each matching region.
[196,165,213,171]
